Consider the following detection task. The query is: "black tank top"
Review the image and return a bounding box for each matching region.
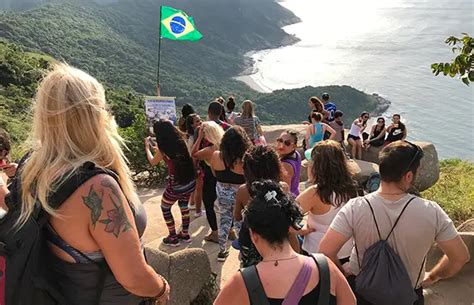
[215,163,245,184]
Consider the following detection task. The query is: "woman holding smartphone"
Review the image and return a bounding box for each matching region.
[145,120,196,246]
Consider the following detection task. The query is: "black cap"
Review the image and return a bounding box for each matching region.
[322,93,330,101]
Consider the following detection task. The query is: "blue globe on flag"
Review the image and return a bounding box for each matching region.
[170,16,186,34]
[160,6,203,41]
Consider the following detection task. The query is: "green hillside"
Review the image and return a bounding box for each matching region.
[0,0,299,94]
[0,0,381,130]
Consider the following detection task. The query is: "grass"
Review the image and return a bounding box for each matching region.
[422,159,474,226]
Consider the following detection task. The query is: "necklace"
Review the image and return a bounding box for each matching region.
[261,256,298,267]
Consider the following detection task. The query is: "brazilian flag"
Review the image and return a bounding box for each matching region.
[160,6,203,41]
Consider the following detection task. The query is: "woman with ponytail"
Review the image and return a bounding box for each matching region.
[146,120,196,246]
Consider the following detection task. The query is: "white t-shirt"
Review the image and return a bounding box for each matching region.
[330,193,458,287]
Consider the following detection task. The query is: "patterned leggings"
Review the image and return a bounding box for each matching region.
[216,182,240,252]
[161,179,196,237]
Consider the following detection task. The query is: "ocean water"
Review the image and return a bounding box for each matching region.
[243,0,474,160]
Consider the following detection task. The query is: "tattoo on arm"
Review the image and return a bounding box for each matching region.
[82,178,132,238]
[82,186,104,227]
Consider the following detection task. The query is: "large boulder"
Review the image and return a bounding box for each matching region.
[145,243,213,305]
[424,232,474,305]
[361,141,439,191]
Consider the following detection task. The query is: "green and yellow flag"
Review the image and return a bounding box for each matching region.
[160,6,203,41]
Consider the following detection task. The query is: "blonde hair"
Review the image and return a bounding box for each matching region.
[241,100,255,119]
[19,64,139,226]
[202,121,224,147]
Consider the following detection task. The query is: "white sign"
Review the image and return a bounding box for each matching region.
[144,96,177,133]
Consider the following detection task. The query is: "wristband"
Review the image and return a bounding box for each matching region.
[155,275,168,300]
[143,275,168,304]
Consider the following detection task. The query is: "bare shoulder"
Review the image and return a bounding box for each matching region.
[237,184,249,195]
[296,184,316,201]
[75,174,133,230]
[214,272,249,305]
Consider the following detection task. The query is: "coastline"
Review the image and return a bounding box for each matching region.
[371,93,392,116]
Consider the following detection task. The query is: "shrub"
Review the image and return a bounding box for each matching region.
[119,113,166,186]
[422,159,474,226]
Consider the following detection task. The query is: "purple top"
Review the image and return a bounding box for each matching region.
[282,151,301,196]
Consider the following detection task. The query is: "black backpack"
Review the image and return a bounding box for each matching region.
[354,196,425,305]
[0,160,112,305]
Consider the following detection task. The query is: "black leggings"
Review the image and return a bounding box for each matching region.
[202,164,218,231]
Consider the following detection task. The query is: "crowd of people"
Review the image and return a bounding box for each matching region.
[0,65,470,305]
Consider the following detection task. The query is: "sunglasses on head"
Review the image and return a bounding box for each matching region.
[276,138,293,146]
[404,141,424,172]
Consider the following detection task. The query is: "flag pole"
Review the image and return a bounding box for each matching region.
[156,5,162,96]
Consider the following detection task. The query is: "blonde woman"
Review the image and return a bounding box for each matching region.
[191,121,225,242]
[234,100,263,144]
[6,65,168,305]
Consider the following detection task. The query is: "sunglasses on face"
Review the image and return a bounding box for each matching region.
[276,138,293,146]
[363,116,369,120]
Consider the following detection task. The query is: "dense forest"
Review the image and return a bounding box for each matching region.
[0,0,378,115]
[0,0,382,166]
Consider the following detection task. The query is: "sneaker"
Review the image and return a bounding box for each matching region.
[194,211,203,218]
[204,230,219,243]
[177,232,192,243]
[162,235,180,247]
[228,228,237,241]
[217,250,230,262]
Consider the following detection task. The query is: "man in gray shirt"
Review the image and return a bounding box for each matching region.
[320,141,470,304]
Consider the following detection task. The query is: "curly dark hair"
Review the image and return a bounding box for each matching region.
[153,120,196,184]
[244,180,303,245]
[243,145,282,193]
[311,140,358,207]
[220,126,252,169]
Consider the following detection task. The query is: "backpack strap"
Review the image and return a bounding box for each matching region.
[282,257,312,305]
[240,265,271,305]
[414,255,427,289]
[48,162,118,210]
[364,196,416,241]
[312,254,331,305]
[384,197,416,241]
[364,198,382,240]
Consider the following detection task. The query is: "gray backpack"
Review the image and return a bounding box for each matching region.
[355,197,425,305]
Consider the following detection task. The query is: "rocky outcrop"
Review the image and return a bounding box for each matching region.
[262,125,439,191]
[425,231,474,305]
[361,142,439,191]
[145,243,214,305]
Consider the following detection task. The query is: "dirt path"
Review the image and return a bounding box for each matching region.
[138,187,240,287]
